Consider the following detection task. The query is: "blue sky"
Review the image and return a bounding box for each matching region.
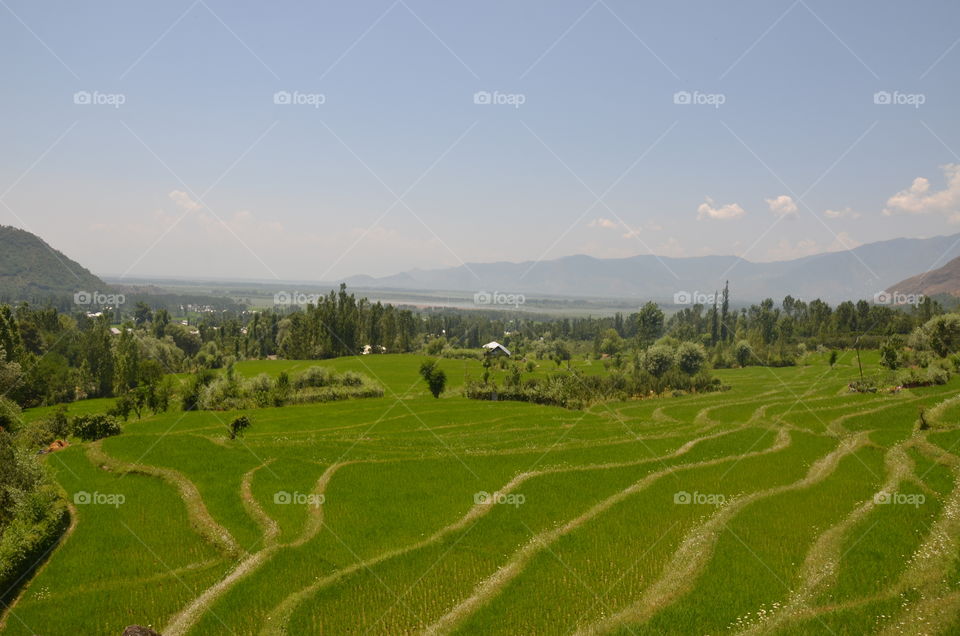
[2,0,960,280]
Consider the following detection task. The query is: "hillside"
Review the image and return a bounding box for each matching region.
[888,254,960,297]
[0,225,106,301]
[345,233,960,303]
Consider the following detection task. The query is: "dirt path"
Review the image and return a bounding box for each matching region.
[259,426,764,636]
[573,432,867,636]
[734,438,915,635]
[874,438,960,635]
[420,428,794,636]
[162,460,353,636]
[86,442,241,557]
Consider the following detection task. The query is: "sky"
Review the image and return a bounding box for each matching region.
[2,0,960,282]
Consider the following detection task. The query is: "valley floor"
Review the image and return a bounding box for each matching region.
[3,352,960,635]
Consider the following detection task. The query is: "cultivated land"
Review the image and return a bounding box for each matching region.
[4,352,960,635]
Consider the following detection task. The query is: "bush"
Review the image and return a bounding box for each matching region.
[735,341,753,367]
[182,369,216,411]
[229,415,252,440]
[419,360,447,398]
[675,342,707,375]
[71,414,122,441]
[294,366,333,389]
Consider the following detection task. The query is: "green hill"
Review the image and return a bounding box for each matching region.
[0,225,107,301]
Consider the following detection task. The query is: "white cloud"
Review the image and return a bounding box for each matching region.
[588,217,618,230]
[883,163,960,221]
[765,194,797,217]
[824,207,861,219]
[168,190,202,211]
[697,197,745,220]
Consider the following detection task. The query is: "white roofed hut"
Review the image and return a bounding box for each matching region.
[482,341,511,357]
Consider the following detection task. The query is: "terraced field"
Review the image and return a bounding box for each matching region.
[4,352,960,635]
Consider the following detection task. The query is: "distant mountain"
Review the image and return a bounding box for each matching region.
[888,254,960,298]
[0,225,106,301]
[344,234,960,304]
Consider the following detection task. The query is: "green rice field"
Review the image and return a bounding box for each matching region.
[4,351,960,635]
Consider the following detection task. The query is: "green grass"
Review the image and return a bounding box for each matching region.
[5,353,960,635]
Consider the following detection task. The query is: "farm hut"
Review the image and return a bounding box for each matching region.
[482,341,511,357]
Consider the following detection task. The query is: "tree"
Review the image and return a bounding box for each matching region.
[735,341,753,367]
[419,360,447,398]
[133,302,153,326]
[643,345,674,379]
[636,302,664,347]
[879,336,903,370]
[599,329,623,355]
[229,415,252,439]
[675,342,707,375]
[72,414,122,441]
[829,350,838,367]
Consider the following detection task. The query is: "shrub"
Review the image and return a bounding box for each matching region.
[229,415,251,440]
[675,342,707,375]
[419,360,447,398]
[181,369,216,411]
[735,341,753,367]
[643,345,674,378]
[294,366,333,389]
[71,414,122,441]
[340,371,364,387]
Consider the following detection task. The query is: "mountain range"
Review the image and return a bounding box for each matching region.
[345,234,960,304]
[888,254,960,298]
[3,223,960,306]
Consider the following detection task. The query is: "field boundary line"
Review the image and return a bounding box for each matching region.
[574,431,869,636]
[259,426,757,635]
[86,442,241,557]
[421,428,793,636]
[735,437,915,634]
